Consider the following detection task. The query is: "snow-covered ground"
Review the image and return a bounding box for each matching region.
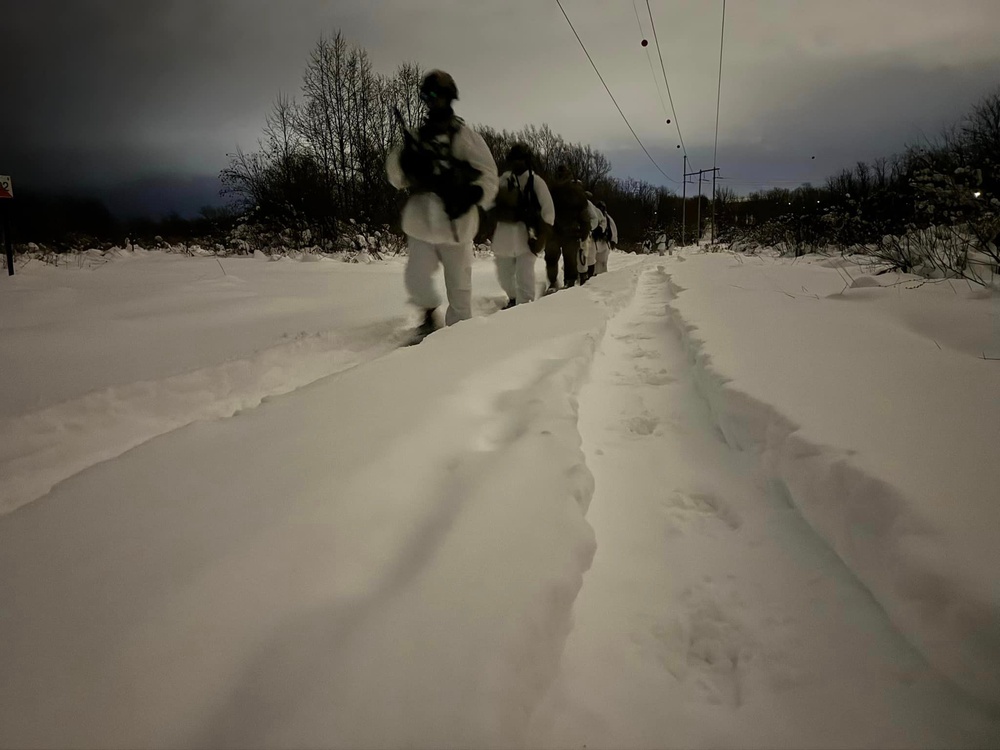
[1,247,998,748]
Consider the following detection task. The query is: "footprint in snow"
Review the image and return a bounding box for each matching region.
[629,347,658,359]
[626,414,660,436]
[638,367,675,386]
[661,489,742,531]
[637,587,753,708]
[612,332,655,343]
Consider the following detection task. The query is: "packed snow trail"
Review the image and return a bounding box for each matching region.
[528,263,1000,748]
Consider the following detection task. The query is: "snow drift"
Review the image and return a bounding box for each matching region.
[665,252,1000,706]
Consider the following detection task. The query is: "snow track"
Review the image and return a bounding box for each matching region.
[666,270,1000,707]
[0,317,407,515]
[529,263,1000,748]
[0,283,533,517]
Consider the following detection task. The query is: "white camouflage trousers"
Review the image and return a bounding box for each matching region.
[405,237,474,326]
[595,240,610,274]
[495,249,537,305]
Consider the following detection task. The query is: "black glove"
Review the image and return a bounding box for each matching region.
[399,144,432,187]
[444,184,483,220]
[591,227,602,240]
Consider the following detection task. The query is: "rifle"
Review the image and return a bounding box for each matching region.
[393,107,418,146]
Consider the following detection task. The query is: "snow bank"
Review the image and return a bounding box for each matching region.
[664,252,1000,705]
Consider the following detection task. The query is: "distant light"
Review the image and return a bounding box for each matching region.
[973,191,982,198]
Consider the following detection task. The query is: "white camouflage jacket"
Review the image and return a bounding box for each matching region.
[386,123,499,246]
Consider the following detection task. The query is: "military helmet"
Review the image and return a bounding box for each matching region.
[507,142,534,169]
[420,70,459,103]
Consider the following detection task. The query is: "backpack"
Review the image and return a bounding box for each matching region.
[495,171,542,231]
[552,180,590,239]
[399,110,480,201]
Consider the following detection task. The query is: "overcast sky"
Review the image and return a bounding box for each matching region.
[3,0,1000,216]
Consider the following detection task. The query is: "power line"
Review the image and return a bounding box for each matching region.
[712,0,726,177]
[720,177,820,185]
[555,0,678,184]
[632,0,670,120]
[645,0,690,168]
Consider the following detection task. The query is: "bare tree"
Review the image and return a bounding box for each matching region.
[392,62,424,131]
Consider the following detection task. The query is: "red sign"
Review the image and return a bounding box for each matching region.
[0,176,11,199]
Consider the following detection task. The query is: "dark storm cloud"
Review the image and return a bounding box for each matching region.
[2,0,1000,215]
[1,0,366,191]
[700,56,1000,192]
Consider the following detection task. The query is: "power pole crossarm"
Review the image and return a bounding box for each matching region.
[683,167,720,247]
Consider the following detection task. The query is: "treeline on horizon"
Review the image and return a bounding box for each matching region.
[715,88,999,284]
[6,30,998,284]
[1,192,236,250]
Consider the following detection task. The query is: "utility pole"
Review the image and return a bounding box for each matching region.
[711,170,717,245]
[697,171,703,247]
[683,166,719,247]
[681,154,687,247]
